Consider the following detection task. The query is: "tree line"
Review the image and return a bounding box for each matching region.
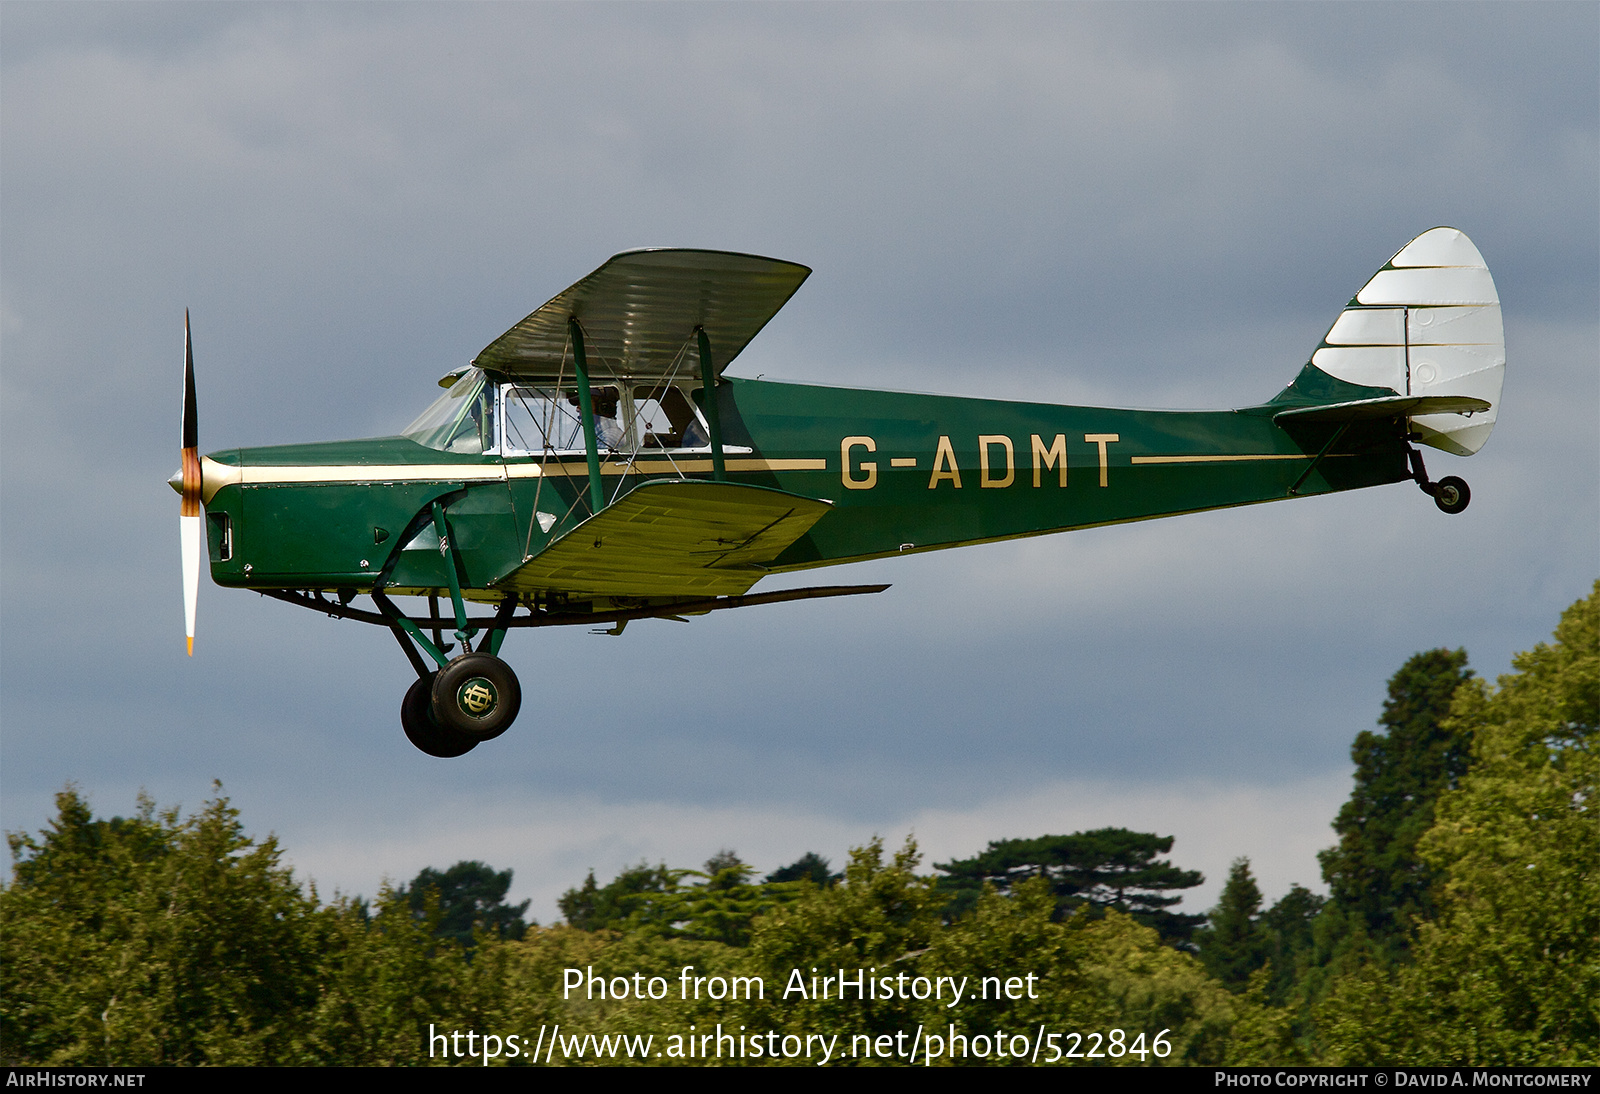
[3,585,1594,1066]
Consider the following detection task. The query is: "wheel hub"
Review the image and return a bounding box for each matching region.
[457,677,498,717]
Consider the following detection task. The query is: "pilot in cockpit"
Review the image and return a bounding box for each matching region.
[567,387,625,451]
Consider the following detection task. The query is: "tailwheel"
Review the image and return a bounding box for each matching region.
[431,653,521,742]
[1408,447,1472,516]
[1433,475,1471,515]
[402,672,477,758]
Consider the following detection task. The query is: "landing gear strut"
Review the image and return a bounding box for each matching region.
[1407,446,1471,516]
[373,498,528,757]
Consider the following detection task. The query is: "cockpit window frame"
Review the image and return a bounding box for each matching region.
[496,380,717,458]
[404,370,745,461]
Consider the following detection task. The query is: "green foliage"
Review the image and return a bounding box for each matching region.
[558,851,804,947]
[3,790,1313,1067]
[298,883,479,1065]
[396,860,530,947]
[1319,584,1600,1065]
[936,828,1205,944]
[755,837,939,966]
[27,591,1582,1070]
[676,852,784,947]
[1318,648,1474,960]
[1078,910,1292,1065]
[557,861,689,934]
[491,925,742,1063]
[701,848,743,876]
[2,786,331,1064]
[766,851,839,886]
[0,786,505,1066]
[726,838,1296,1066]
[740,837,942,1038]
[1195,858,1268,990]
[1257,884,1324,1007]
[917,877,1107,1039]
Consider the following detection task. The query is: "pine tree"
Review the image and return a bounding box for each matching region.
[766,851,839,886]
[1258,884,1325,1005]
[1197,858,1267,990]
[936,828,1206,944]
[396,860,530,946]
[1318,648,1473,958]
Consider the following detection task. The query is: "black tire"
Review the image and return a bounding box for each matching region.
[1434,475,1470,515]
[431,653,521,741]
[402,672,477,757]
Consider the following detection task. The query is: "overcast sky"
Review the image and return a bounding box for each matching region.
[3,2,1595,922]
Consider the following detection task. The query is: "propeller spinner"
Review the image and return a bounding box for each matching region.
[180,311,201,655]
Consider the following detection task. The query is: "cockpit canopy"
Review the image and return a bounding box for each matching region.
[402,368,711,456]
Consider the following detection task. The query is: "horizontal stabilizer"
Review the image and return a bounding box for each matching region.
[495,480,831,598]
[1274,395,1491,425]
[474,249,811,380]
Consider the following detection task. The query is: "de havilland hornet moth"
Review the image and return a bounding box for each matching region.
[174,227,1504,757]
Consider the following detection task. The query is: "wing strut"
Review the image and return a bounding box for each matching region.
[696,326,727,482]
[568,317,607,514]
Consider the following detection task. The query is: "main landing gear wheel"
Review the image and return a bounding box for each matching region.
[1433,475,1471,515]
[431,653,521,742]
[402,672,477,758]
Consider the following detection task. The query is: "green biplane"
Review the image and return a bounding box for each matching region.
[174,227,1504,757]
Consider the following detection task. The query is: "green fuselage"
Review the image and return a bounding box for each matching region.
[200,377,1409,607]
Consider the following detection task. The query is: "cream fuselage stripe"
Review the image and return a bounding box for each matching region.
[203,451,1324,503]
[1129,454,1313,464]
[201,459,513,501]
[200,455,828,501]
[541,458,827,475]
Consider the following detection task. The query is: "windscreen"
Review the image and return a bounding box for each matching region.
[403,369,494,453]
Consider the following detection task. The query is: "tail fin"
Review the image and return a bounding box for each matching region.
[1277,228,1504,455]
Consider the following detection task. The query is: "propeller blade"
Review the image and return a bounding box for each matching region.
[181,311,201,655]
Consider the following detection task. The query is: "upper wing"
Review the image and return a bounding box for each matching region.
[473,249,811,381]
[492,479,831,598]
